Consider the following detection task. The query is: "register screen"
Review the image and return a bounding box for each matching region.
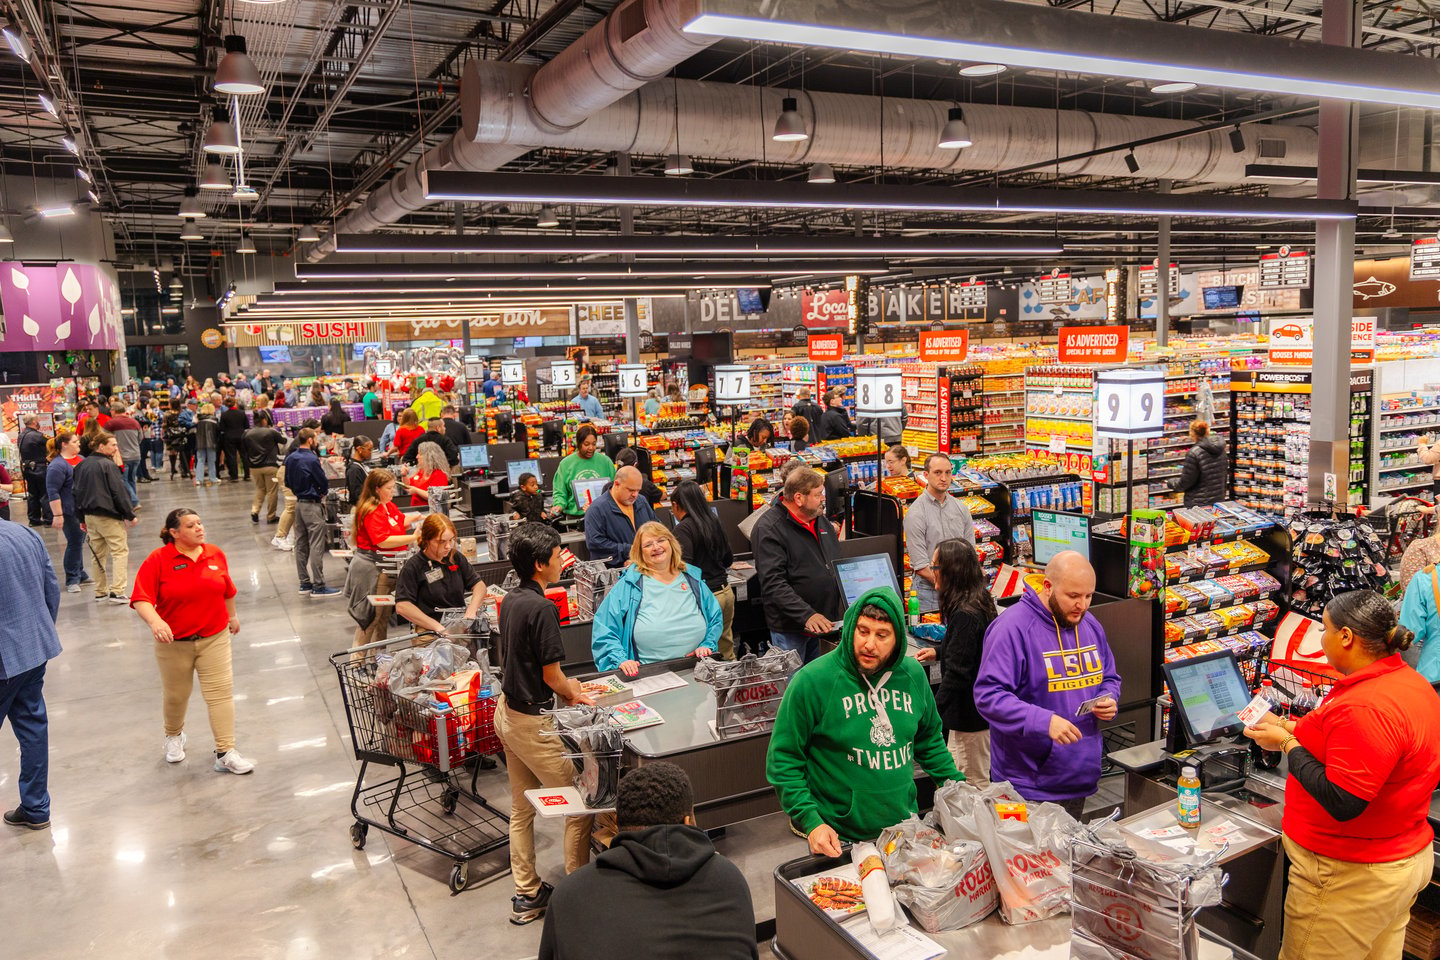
[1164,651,1252,742]
[834,554,902,607]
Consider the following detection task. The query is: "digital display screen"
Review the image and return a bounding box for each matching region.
[1163,651,1253,743]
[507,459,539,488]
[736,288,766,314]
[1032,510,1090,565]
[573,477,610,511]
[458,445,490,469]
[258,345,292,363]
[1202,285,1242,309]
[353,342,380,360]
[833,554,902,607]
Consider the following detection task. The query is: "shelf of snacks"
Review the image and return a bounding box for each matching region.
[978,359,1034,456]
[899,363,984,456]
[782,361,856,420]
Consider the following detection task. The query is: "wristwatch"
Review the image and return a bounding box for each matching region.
[1280,736,1299,754]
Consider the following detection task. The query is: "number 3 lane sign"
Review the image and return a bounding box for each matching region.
[1093,369,1165,440]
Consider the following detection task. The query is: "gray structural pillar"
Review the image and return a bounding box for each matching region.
[1156,180,1172,348]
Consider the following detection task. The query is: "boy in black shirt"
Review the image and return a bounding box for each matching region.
[508,472,548,523]
[493,523,617,925]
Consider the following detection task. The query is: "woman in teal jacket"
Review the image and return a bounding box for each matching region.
[1398,567,1440,682]
[591,521,723,676]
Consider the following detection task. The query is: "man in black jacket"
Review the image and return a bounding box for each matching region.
[345,437,373,505]
[17,415,51,526]
[73,431,137,603]
[243,409,285,523]
[440,404,472,449]
[400,417,460,466]
[818,389,854,441]
[791,387,824,443]
[538,762,757,960]
[218,399,249,481]
[284,428,337,598]
[751,466,843,663]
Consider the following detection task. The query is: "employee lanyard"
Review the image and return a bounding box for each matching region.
[863,669,895,744]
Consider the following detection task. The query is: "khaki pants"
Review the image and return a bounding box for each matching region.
[87,514,129,599]
[154,629,236,753]
[1280,835,1431,960]
[493,697,617,897]
[354,570,392,648]
[948,729,991,789]
[251,466,279,520]
[276,465,297,538]
[713,584,736,660]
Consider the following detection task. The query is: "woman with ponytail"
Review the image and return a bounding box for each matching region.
[1245,589,1440,960]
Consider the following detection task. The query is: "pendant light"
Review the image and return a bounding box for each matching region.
[202,105,241,155]
[1124,150,1141,174]
[235,231,257,254]
[937,107,973,149]
[536,205,559,228]
[772,96,808,142]
[807,162,836,184]
[179,218,203,240]
[177,186,206,219]
[297,224,321,243]
[214,35,265,96]
[232,184,259,202]
[200,162,231,191]
[663,154,693,176]
[3,16,32,63]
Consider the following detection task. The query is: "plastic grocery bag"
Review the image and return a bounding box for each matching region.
[877,817,997,932]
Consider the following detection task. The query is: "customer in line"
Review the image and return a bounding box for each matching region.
[106,401,144,507]
[882,443,912,479]
[572,379,604,419]
[538,761,758,960]
[410,382,444,422]
[345,437,374,505]
[745,418,774,450]
[0,522,62,830]
[1245,590,1440,960]
[379,410,400,453]
[390,408,424,458]
[974,550,1121,820]
[400,417,460,466]
[272,420,320,551]
[129,508,253,774]
[933,539,998,787]
[591,521,721,676]
[284,427,338,598]
[1169,420,1229,506]
[18,414,51,527]
[74,431,137,604]
[350,469,422,648]
[439,404,471,449]
[405,441,452,504]
[1396,505,1440,591]
[552,424,616,518]
[752,466,843,663]
[320,398,351,436]
[767,587,961,855]
[163,399,192,479]
[791,387,823,441]
[642,387,662,418]
[243,408,284,524]
[903,453,976,614]
[613,448,663,507]
[819,389,853,440]
[361,381,382,420]
[584,466,657,567]
[508,472,551,523]
[788,415,811,452]
[493,522,616,925]
[218,397,249,481]
[193,402,221,486]
[394,513,486,639]
[45,431,90,593]
[671,479,736,660]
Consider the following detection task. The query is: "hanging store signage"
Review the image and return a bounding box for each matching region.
[1258,248,1312,289]
[1138,263,1180,301]
[200,327,225,349]
[464,357,486,381]
[918,330,970,362]
[550,359,577,389]
[381,308,572,343]
[855,367,904,417]
[617,363,648,397]
[1094,369,1165,440]
[1266,316,1314,365]
[953,280,987,310]
[802,287,850,329]
[1103,268,1127,325]
[808,333,845,362]
[1057,325,1129,363]
[500,358,525,385]
[713,364,752,405]
[1035,272,1074,304]
[227,320,384,346]
[845,275,868,335]
[0,263,123,352]
[1351,316,1376,362]
[1411,238,1440,281]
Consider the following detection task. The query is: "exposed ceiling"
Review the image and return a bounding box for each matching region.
[3,0,1440,280]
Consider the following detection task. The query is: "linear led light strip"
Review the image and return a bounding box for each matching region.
[292,259,890,280]
[678,0,1440,109]
[333,234,1065,256]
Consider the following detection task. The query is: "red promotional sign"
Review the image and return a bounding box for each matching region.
[808,333,845,362]
[801,288,850,328]
[918,330,970,362]
[1057,325,1129,363]
[539,794,568,806]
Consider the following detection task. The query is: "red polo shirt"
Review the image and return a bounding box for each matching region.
[130,543,237,639]
[357,501,408,554]
[410,467,449,493]
[784,502,820,539]
[1283,654,1440,862]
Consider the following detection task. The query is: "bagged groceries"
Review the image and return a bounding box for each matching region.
[934,780,1079,924]
[852,841,897,935]
[544,705,626,808]
[694,647,802,738]
[877,817,997,932]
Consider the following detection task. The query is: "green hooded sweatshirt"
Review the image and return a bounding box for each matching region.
[765,586,962,843]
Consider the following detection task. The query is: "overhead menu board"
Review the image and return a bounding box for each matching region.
[1138,263,1180,300]
[1257,248,1312,289]
[1411,238,1440,281]
[953,280,988,310]
[1035,272,1073,304]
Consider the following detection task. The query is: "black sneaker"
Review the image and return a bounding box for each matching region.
[251,513,259,524]
[510,881,554,925]
[4,808,50,830]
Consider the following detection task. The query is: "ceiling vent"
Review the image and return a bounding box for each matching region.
[1257,138,1288,159]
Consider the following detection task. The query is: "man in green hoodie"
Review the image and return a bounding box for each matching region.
[766,586,961,855]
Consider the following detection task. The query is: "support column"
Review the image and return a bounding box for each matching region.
[1156,181,1172,348]
[1308,0,1360,508]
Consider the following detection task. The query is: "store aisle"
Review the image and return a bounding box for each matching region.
[0,477,797,959]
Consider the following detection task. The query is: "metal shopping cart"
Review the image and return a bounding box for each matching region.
[330,633,509,894]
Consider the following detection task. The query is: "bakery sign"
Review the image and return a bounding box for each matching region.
[225,321,384,346]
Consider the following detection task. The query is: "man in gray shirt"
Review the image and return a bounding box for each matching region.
[903,453,975,613]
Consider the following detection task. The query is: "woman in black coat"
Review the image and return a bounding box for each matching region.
[1169,420,1228,506]
[932,538,998,787]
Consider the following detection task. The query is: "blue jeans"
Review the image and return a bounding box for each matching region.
[195,448,218,482]
[147,438,164,470]
[61,513,86,586]
[0,664,50,819]
[122,459,140,505]
[769,630,821,664]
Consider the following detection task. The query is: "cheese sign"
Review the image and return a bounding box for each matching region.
[1058,325,1129,363]
[808,333,845,362]
[500,358,525,385]
[713,364,751,405]
[617,363,648,397]
[918,330,970,362]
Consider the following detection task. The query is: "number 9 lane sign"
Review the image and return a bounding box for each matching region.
[856,367,904,417]
[714,365,751,405]
[617,363,648,398]
[1094,369,1165,440]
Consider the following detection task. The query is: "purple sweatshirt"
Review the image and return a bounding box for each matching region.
[973,589,1122,802]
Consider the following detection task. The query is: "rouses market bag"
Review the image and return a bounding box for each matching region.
[934,780,1079,924]
[877,817,997,932]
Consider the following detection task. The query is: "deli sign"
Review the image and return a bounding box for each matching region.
[802,288,849,329]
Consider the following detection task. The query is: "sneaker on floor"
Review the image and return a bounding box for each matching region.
[510,882,554,925]
[66,583,80,594]
[213,749,255,775]
[309,586,341,599]
[251,513,259,524]
[94,593,109,602]
[78,575,94,585]
[297,582,313,596]
[107,593,130,605]
[164,732,187,763]
[3,808,49,831]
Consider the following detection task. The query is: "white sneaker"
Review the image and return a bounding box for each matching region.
[164,732,187,763]
[213,749,255,775]
[66,584,80,594]
[277,536,294,552]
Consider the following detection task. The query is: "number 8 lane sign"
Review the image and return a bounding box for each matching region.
[856,368,904,416]
[1093,369,1165,440]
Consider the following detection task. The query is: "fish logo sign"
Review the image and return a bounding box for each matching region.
[1353,276,1397,300]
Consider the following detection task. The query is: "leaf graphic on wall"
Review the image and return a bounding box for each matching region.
[22,314,39,336]
[10,267,29,291]
[87,303,100,336]
[60,267,82,306]
[56,318,71,340]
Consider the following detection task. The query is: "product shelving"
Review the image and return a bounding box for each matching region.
[1371,385,1440,500]
[782,361,856,423]
[1023,365,1098,516]
[899,363,984,456]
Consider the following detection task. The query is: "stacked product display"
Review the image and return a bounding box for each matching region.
[1373,388,1440,497]
[782,361,855,421]
[1286,515,1391,617]
[1023,365,1097,515]
[899,364,984,457]
[978,363,1027,455]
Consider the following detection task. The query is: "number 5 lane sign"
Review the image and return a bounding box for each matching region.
[1094,369,1166,440]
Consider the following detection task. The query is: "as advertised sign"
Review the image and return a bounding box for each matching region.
[1094,369,1165,440]
[1266,317,1314,365]
[918,330,969,362]
[802,288,850,329]
[1058,325,1128,363]
[855,367,904,416]
[808,333,845,362]
[713,365,751,405]
[500,358,525,385]
[617,363,648,397]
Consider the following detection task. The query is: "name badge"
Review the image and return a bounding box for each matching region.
[424,567,445,584]
[208,564,219,571]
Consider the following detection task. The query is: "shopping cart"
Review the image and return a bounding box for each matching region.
[330,633,509,894]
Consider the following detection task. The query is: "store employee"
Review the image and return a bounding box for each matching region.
[903,453,975,613]
[394,514,488,637]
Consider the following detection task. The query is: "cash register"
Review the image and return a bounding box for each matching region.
[1160,650,1257,790]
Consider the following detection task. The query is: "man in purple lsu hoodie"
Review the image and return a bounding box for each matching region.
[974,551,1121,820]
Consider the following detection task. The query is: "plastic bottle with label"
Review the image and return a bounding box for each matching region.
[1177,765,1202,829]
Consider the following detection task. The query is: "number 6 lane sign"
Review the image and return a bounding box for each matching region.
[617,363,648,397]
[1093,369,1165,440]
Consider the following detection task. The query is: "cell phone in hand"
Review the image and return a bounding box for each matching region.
[1075,695,1105,718]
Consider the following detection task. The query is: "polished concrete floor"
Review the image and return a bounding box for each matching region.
[0,475,801,959]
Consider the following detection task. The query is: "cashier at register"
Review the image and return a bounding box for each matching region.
[394,514,488,637]
[1243,589,1440,960]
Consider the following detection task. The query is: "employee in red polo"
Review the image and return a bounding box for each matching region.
[1245,589,1440,960]
[130,508,255,776]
